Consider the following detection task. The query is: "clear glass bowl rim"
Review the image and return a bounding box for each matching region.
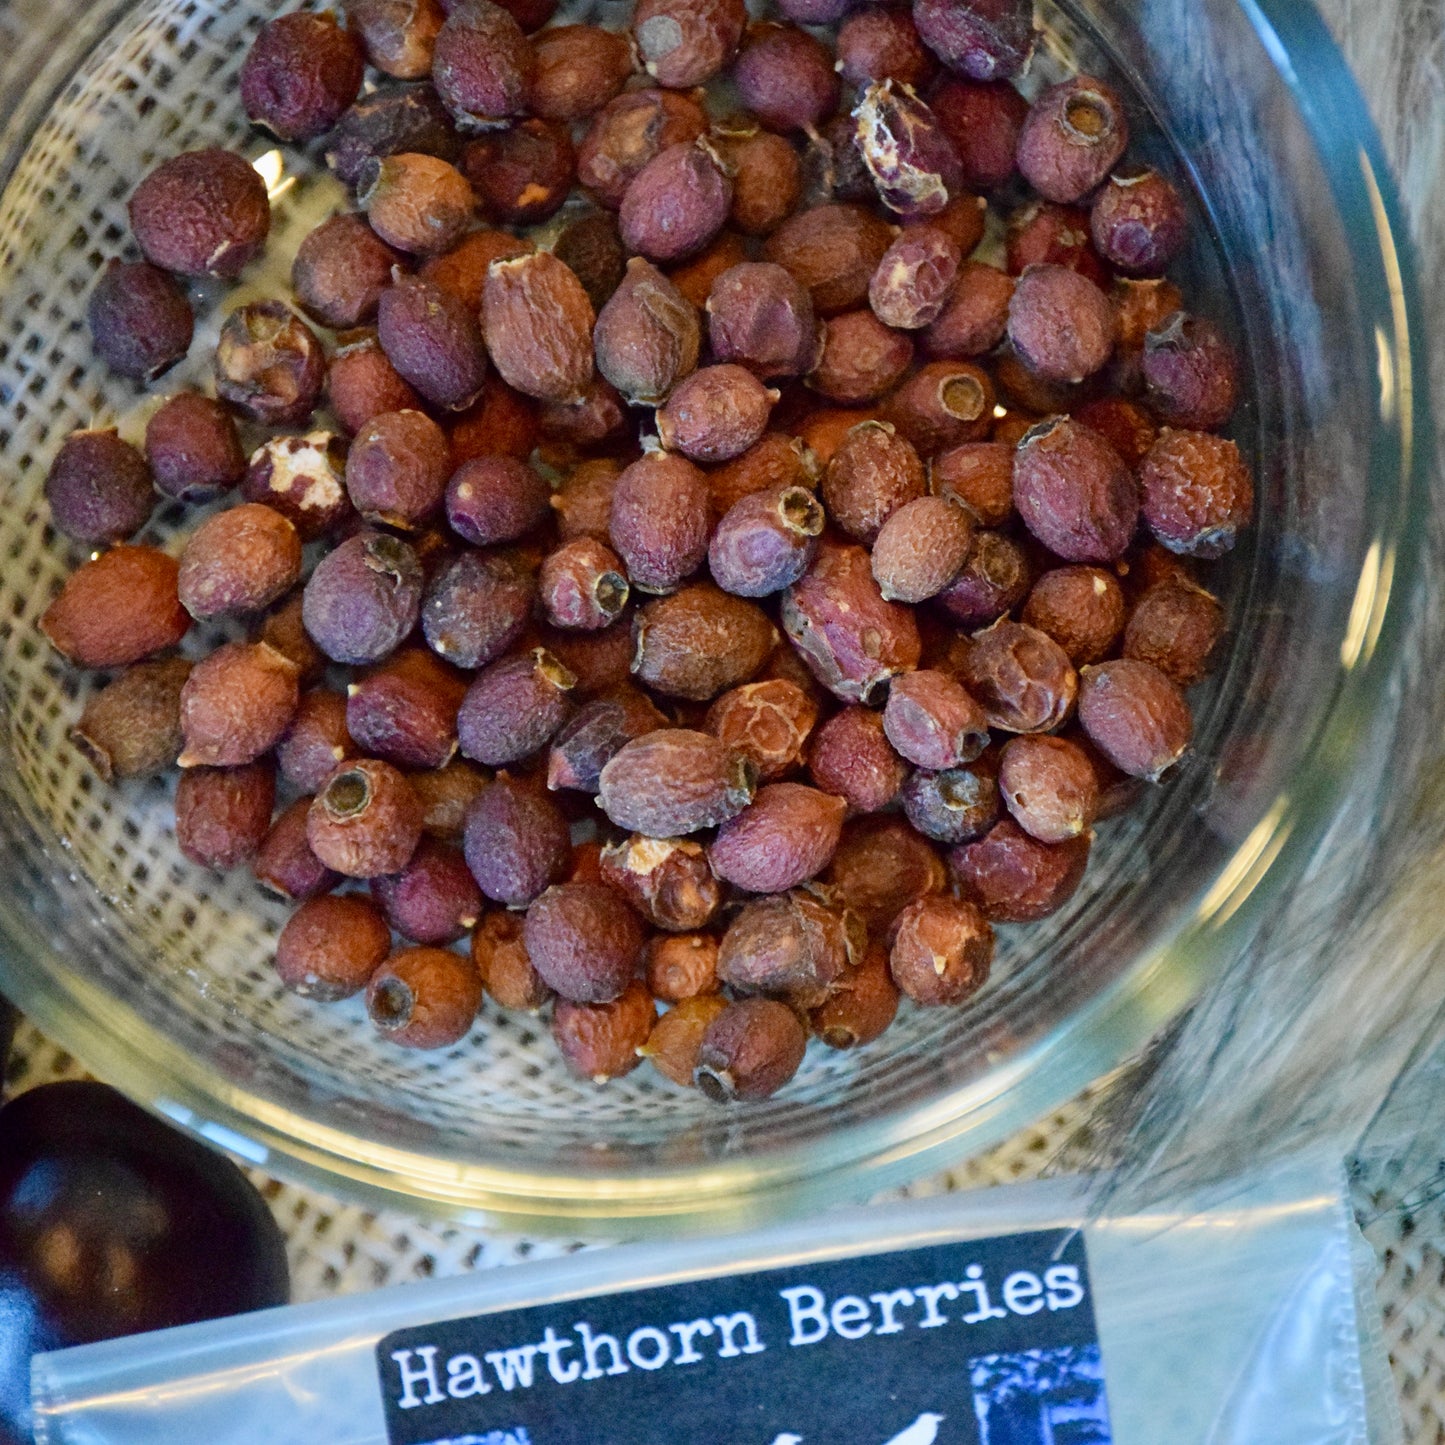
[0,0,1427,1234]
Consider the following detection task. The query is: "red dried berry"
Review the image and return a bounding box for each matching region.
[598,728,756,836]
[633,0,747,87]
[1090,165,1188,276]
[1077,658,1192,780]
[1123,579,1224,688]
[461,121,576,227]
[1142,312,1240,431]
[1014,416,1138,563]
[88,260,193,382]
[871,494,974,603]
[1006,200,1107,284]
[710,433,820,522]
[327,83,462,190]
[932,440,1014,526]
[71,657,191,783]
[347,647,467,770]
[632,583,778,700]
[869,226,962,331]
[823,420,926,544]
[620,141,733,264]
[812,943,900,1048]
[215,302,326,427]
[695,997,807,1101]
[922,261,1014,359]
[551,458,623,542]
[853,80,962,219]
[704,679,817,782]
[445,454,550,545]
[359,152,475,255]
[1007,264,1115,384]
[275,894,390,1001]
[553,212,627,315]
[464,774,570,905]
[258,595,326,687]
[348,0,445,79]
[539,619,636,694]
[472,910,553,1011]
[577,88,710,210]
[807,706,907,814]
[177,641,298,769]
[1017,75,1129,205]
[644,933,720,1004]
[837,6,936,88]
[594,257,699,407]
[710,782,847,893]
[539,538,630,631]
[328,332,425,435]
[292,214,402,332]
[1113,276,1184,358]
[609,449,711,593]
[531,24,634,122]
[278,688,356,794]
[145,394,245,504]
[998,733,1098,842]
[717,127,803,238]
[303,531,424,666]
[958,619,1077,735]
[883,668,988,769]
[128,149,271,280]
[308,758,423,878]
[481,252,596,405]
[708,485,824,598]
[367,946,483,1049]
[1073,396,1159,467]
[600,833,722,931]
[178,504,302,621]
[552,981,656,1082]
[344,411,450,531]
[882,360,995,455]
[241,11,364,141]
[45,429,154,547]
[827,812,947,933]
[378,275,489,412]
[762,203,895,318]
[657,364,778,463]
[175,762,275,873]
[809,309,914,406]
[716,890,850,1007]
[432,0,535,126]
[911,0,1033,79]
[706,263,820,382]
[1022,565,1126,666]
[524,881,646,1004]
[457,648,576,766]
[735,23,840,134]
[930,77,1028,188]
[889,894,992,1005]
[254,798,341,903]
[950,816,1089,922]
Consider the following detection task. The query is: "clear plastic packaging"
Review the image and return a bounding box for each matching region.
[32,1156,1400,1445]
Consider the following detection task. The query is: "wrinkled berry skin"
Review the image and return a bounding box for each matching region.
[884,360,995,455]
[709,485,824,598]
[950,816,1090,922]
[553,981,656,1082]
[998,733,1099,843]
[292,214,402,331]
[348,0,446,79]
[922,260,1014,359]
[473,909,553,1011]
[1077,658,1192,780]
[178,503,302,620]
[809,310,914,405]
[644,933,720,1004]
[932,439,1014,526]
[45,429,154,547]
[241,12,364,142]
[373,838,483,944]
[277,688,354,794]
[808,706,907,813]
[326,84,462,190]
[709,782,847,893]
[1023,565,1126,665]
[309,758,424,878]
[706,262,820,382]
[695,997,807,1101]
[763,203,895,316]
[88,260,193,381]
[912,0,1033,80]
[869,226,961,332]
[1008,265,1115,384]
[577,88,710,210]
[531,24,634,122]
[632,583,777,700]
[812,943,900,1049]
[1017,75,1129,205]
[145,394,245,504]
[960,619,1077,734]
[620,142,732,264]
[215,302,326,427]
[1090,166,1188,276]
[457,648,576,766]
[255,799,341,902]
[609,450,711,593]
[72,656,191,783]
[716,890,849,1008]
[1014,416,1138,563]
[378,275,489,412]
[717,127,802,237]
[1074,395,1159,467]
[243,432,351,541]
[464,774,570,906]
[734,23,839,134]
[524,882,646,1004]
[1006,200,1106,283]
[1142,312,1240,431]
[445,455,550,545]
[554,212,629,314]
[178,641,299,768]
[783,541,922,703]
[705,679,817,781]
[598,727,756,836]
[274,894,390,1000]
[594,257,699,406]
[303,531,424,666]
[360,152,475,255]
[1124,579,1225,687]
[883,668,988,769]
[345,410,450,530]
[710,433,820,523]
[347,648,466,769]
[601,834,721,932]
[931,77,1027,189]
[901,762,999,843]
[482,253,596,405]
[837,6,937,88]
[853,80,962,219]
[872,494,974,603]
[329,332,425,434]
[827,812,946,934]
[548,687,665,792]
[823,420,926,544]
[432,0,535,127]
[889,894,993,1006]
[129,148,271,280]
[462,119,576,226]
[175,763,276,872]
[633,0,747,87]
[41,546,189,668]
[657,364,777,463]
[418,550,532,673]
[366,946,483,1049]
[934,531,1031,630]
[540,538,631,631]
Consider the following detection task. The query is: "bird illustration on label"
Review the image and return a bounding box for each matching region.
[768,1412,944,1445]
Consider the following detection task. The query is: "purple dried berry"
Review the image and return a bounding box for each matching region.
[242,432,352,541]
[1017,75,1129,205]
[931,77,1027,188]
[302,530,425,665]
[598,728,756,836]
[808,706,907,813]
[1014,416,1138,563]
[998,733,1098,842]
[553,981,656,1082]
[432,0,536,127]
[576,88,710,210]
[706,262,820,381]
[45,429,154,546]
[837,6,937,88]
[734,23,839,134]
[457,648,577,766]
[444,454,550,545]
[215,302,326,427]
[1077,657,1192,780]
[609,449,711,593]
[422,549,535,669]
[347,647,467,770]
[593,257,699,406]
[912,0,1033,80]
[378,275,489,412]
[547,686,666,792]
[277,688,355,794]
[241,11,365,141]
[869,225,962,331]
[524,882,646,1005]
[1090,166,1189,277]
[716,890,850,1007]
[88,260,193,381]
[293,214,403,332]
[633,0,747,87]
[934,529,1030,628]
[145,394,245,504]
[901,762,999,843]
[464,774,570,906]
[326,83,462,190]
[1142,312,1240,431]
[950,817,1090,922]
[762,202,895,316]
[657,364,777,463]
[922,260,1014,358]
[958,619,1077,734]
[708,484,823,597]
[709,782,847,893]
[345,410,451,530]
[531,24,634,122]
[373,837,483,944]
[883,668,988,769]
[1007,264,1115,384]
[620,141,733,265]
[254,797,341,902]
[348,0,446,79]
[128,149,271,280]
[871,494,974,603]
[853,80,962,219]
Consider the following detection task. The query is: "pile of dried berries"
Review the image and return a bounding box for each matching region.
[46,0,1252,1103]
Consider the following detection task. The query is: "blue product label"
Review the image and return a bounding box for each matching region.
[377,1229,1111,1445]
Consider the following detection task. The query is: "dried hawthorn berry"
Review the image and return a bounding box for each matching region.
[710,782,846,893]
[359,152,474,256]
[145,393,244,504]
[1006,201,1107,287]
[531,24,634,122]
[930,77,1027,188]
[709,485,823,598]
[461,121,575,227]
[695,997,807,1101]
[367,946,482,1049]
[328,332,425,434]
[345,411,450,531]
[1022,566,1124,666]
[482,252,596,405]
[812,944,899,1048]
[243,432,351,541]
[1122,539,1200,601]
[707,263,820,382]
[548,687,666,792]
[735,23,839,135]
[600,833,721,930]
[348,647,467,769]
[72,656,191,783]
[45,429,154,547]
[658,364,778,463]
[883,360,995,455]
[853,80,961,220]
[783,540,921,703]
[959,619,1076,735]
[432,0,535,127]
[642,995,729,1085]
[472,910,552,1010]
[551,458,623,542]
[254,798,341,902]
[950,816,1089,922]
[275,894,389,1000]
[889,894,992,1005]
[1123,579,1224,688]
[869,226,961,332]
[259,594,326,687]
[292,214,402,330]
[308,758,423,878]
[1142,313,1240,431]
[594,257,699,406]
[633,0,746,87]
[934,530,1030,629]
[378,275,488,413]
[872,494,974,603]
[348,0,445,78]
[1073,396,1158,467]
[1090,166,1188,277]
[539,538,629,632]
[1014,416,1138,563]
[717,890,850,1007]
[88,259,193,382]
[883,668,988,770]
[808,706,906,813]
[373,837,483,944]
[303,530,424,667]
[609,449,711,593]
[1007,264,1115,385]
[620,141,732,264]
[1113,276,1184,372]
[489,0,559,32]
[809,310,913,405]
[901,762,998,843]
[806,112,876,206]
[826,811,946,934]
[554,212,628,315]
[419,228,533,310]
[1017,75,1128,205]
[704,679,817,782]
[457,648,576,766]
[178,641,299,768]
[823,420,926,544]
[762,203,894,316]
[1077,658,1192,780]
[449,375,542,464]
[414,760,489,842]
[577,88,710,210]
[524,881,645,1004]
[644,933,719,1003]
[539,619,636,695]
[912,0,1033,80]
[175,762,275,873]
[445,455,550,546]
[922,261,1014,359]
[215,302,325,427]
[932,440,1014,526]
[241,11,364,141]
[553,981,655,1081]
[178,504,302,620]
[278,688,355,794]
[463,773,570,905]
[998,731,1100,843]
[537,378,631,451]
[716,127,803,238]
[710,433,820,522]
[837,6,936,88]
[327,83,461,190]
[632,583,777,700]
[598,728,756,836]
[128,148,270,280]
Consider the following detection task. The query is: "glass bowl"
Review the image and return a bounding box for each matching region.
[0,0,1423,1231]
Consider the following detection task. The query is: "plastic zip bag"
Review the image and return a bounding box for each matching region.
[32,1154,1399,1445]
